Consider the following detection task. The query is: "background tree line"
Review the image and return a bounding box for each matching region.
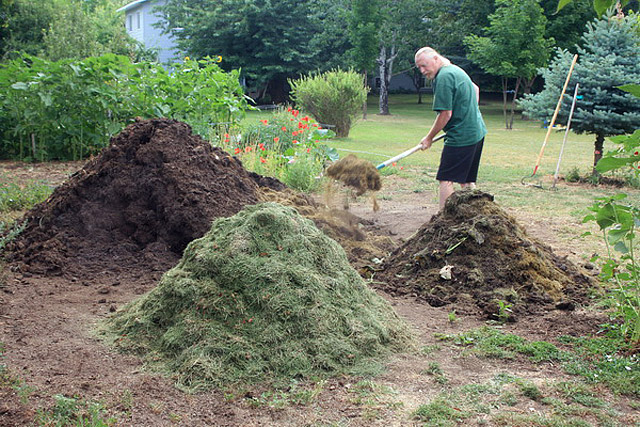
[0,0,637,126]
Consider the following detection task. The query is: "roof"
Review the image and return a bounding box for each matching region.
[116,0,150,13]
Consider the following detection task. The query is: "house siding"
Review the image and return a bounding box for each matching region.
[120,0,180,65]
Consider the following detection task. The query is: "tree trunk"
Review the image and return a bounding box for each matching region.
[592,133,605,177]
[378,46,390,115]
[377,34,398,116]
[502,77,509,129]
[362,71,368,120]
[508,77,521,130]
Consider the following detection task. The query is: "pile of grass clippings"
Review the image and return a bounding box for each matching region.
[101,203,411,391]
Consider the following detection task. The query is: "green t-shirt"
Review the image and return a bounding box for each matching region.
[432,64,487,147]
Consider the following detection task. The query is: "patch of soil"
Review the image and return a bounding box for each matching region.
[7,119,263,278]
[374,190,594,320]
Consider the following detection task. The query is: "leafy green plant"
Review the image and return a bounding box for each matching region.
[0,220,27,253]
[0,54,249,161]
[565,166,581,183]
[35,394,115,426]
[496,300,513,323]
[290,69,368,137]
[0,178,52,212]
[583,87,640,347]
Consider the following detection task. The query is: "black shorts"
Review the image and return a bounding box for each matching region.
[436,138,484,183]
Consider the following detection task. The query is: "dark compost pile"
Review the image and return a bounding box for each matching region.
[7,119,264,277]
[6,118,392,280]
[375,191,594,320]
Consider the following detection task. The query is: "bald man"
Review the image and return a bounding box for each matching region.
[415,47,487,210]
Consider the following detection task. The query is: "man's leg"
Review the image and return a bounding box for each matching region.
[460,182,476,189]
[439,180,454,210]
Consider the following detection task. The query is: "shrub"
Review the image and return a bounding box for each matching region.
[0,54,248,161]
[289,69,368,138]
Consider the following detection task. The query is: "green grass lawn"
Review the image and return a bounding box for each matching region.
[245,93,640,221]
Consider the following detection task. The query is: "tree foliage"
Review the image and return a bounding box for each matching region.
[159,0,350,104]
[465,0,553,129]
[421,0,495,57]
[1,0,139,61]
[376,0,430,115]
[520,14,640,170]
[541,0,596,51]
[348,0,381,75]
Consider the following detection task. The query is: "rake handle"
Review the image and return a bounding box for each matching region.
[376,134,445,170]
[530,54,578,176]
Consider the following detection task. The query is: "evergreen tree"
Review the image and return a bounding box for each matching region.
[520,14,640,171]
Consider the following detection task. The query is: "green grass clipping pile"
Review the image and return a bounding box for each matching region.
[100,202,411,391]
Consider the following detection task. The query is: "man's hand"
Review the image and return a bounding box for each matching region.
[420,135,433,150]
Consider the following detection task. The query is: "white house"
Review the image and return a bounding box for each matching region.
[117,0,181,65]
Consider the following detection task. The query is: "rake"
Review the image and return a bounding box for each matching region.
[551,83,580,190]
[521,54,578,188]
[376,134,445,170]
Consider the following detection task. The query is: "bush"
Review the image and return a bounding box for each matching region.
[289,69,368,138]
[0,54,248,161]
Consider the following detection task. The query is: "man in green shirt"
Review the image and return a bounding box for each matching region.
[415,47,487,210]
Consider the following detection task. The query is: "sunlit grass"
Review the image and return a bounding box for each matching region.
[245,93,640,216]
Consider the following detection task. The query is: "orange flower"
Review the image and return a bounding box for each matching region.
[306,147,311,153]
[287,106,292,112]
[245,146,252,152]
[224,133,230,138]
[260,119,268,125]
[292,131,298,136]
[292,110,299,117]
[281,126,287,132]
[298,122,304,129]
[273,137,280,143]
[234,148,240,154]
[260,157,267,163]
[392,162,397,167]
[258,143,265,151]
[293,140,299,144]
[312,123,318,127]
[302,116,309,122]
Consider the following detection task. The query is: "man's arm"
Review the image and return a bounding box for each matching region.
[421,110,452,150]
[473,82,480,104]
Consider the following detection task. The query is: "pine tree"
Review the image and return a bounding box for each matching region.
[521,14,640,172]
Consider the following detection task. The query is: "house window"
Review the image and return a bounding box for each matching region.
[127,14,133,31]
[136,12,141,29]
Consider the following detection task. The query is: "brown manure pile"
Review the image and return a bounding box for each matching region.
[326,154,382,196]
[375,190,594,320]
[7,119,264,278]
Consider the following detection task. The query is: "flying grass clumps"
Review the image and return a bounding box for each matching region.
[102,203,411,391]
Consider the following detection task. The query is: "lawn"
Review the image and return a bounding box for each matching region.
[244,93,640,220]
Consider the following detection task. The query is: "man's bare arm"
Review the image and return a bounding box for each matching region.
[420,110,452,149]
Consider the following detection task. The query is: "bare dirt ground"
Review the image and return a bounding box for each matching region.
[1,161,637,426]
